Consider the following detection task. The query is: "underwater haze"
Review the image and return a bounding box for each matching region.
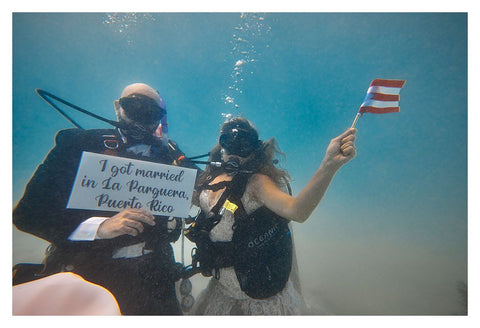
[12,13,467,315]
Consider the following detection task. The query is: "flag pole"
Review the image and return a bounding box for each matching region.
[351,112,361,129]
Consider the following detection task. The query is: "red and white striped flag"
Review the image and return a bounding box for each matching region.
[359,79,406,114]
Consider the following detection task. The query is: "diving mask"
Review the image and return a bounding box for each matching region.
[219,127,261,158]
[119,93,165,125]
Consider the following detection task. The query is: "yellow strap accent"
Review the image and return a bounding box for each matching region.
[223,199,238,214]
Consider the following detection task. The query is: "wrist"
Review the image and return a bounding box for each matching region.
[320,158,342,174]
[95,220,108,239]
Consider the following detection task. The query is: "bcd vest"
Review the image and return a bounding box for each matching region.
[185,173,292,299]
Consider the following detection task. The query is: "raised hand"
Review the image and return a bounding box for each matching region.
[324,128,357,169]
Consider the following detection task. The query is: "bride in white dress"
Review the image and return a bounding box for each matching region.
[190,117,356,315]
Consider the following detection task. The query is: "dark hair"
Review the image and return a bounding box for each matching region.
[195,117,290,202]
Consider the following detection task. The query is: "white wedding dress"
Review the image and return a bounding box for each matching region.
[192,186,306,315]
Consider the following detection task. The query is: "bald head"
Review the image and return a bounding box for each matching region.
[120,83,166,110]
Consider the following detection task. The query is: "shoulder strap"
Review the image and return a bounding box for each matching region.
[228,174,250,220]
[209,181,235,217]
[203,173,251,227]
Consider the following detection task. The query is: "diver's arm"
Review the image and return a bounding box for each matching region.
[13,129,87,242]
[251,128,357,223]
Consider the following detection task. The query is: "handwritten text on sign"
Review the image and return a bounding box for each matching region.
[67,152,197,218]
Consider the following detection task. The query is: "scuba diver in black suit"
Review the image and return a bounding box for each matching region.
[13,83,199,315]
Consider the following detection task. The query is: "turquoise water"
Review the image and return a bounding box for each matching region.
[12,13,467,314]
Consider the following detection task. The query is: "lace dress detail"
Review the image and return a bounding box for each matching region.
[193,178,304,315]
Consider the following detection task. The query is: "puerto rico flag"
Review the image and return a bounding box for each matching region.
[359,79,406,114]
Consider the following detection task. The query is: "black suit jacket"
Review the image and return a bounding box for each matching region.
[13,128,201,314]
[13,127,198,262]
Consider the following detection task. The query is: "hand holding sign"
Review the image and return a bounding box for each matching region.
[97,208,156,239]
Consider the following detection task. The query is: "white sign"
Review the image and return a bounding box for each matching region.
[67,152,197,218]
